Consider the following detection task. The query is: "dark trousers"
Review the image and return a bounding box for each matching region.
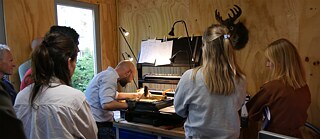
[96,122,115,139]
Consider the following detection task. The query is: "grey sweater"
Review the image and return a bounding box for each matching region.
[174,68,247,139]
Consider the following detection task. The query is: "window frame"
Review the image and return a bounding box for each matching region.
[54,0,101,73]
[0,0,6,44]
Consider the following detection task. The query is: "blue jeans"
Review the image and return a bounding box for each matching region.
[97,126,115,139]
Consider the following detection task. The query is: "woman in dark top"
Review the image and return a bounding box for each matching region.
[246,38,311,138]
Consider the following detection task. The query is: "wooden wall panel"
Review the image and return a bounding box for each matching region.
[98,0,118,69]
[299,0,320,127]
[2,0,319,136]
[3,0,118,91]
[237,0,304,94]
[3,0,55,90]
[118,0,320,136]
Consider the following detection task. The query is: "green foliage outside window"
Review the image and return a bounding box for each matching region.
[72,49,94,92]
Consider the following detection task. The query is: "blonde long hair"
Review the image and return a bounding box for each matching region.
[265,38,306,89]
[192,24,244,95]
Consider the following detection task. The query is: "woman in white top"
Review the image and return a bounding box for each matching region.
[174,24,247,139]
[14,31,97,139]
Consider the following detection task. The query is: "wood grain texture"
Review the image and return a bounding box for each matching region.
[2,0,319,137]
[118,0,320,137]
[299,0,320,127]
[3,0,118,91]
[3,0,55,90]
[97,0,118,69]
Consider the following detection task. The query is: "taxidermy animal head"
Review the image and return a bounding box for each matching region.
[215,5,249,50]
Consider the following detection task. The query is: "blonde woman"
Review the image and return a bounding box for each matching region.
[174,24,247,139]
[246,39,311,138]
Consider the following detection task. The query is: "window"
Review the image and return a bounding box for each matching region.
[55,0,100,91]
[0,0,5,44]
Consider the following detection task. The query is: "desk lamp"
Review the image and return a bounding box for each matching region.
[168,20,193,68]
[119,27,138,62]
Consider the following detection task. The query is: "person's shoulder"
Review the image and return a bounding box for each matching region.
[60,85,84,95]
[55,85,86,108]
[183,69,193,75]
[49,85,84,100]
[236,74,246,82]
[235,75,247,88]
[18,60,31,68]
[95,67,114,76]
[105,66,117,75]
[180,69,194,80]
[264,80,282,86]
[97,67,118,80]
[18,60,31,74]
[15,85,33,104]
[261,80,285,91]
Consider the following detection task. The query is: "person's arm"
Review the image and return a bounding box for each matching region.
[174,71,191,118]
[102,100,128,111]
[116,92,141,100]
[236,77,248,110]
[246,83,272,121]
[74,101,98,139]
[98,75,126,111]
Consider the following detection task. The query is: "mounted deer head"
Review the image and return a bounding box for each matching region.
[215,5,242,31]
[215,5,249,50]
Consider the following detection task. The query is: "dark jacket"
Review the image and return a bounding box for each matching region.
[2,78,17,105]
[0,80,26,139]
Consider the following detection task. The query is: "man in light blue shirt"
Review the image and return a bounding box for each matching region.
[85,60,141,139]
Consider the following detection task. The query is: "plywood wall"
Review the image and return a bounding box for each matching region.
[2,0,319,137]
[118,0,320,135]
[3,0,118,91]
[3,0,55,90]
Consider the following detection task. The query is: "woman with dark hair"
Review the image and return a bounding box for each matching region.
[14,32,97,139]
[20,25,79,91]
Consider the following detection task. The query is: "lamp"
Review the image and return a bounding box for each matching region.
[119,26,137,62]
[168,28,175,36]
[122,52,134,61]
[120,27,129,36]
[169,50,184,63]
[121,51,138,89]
[168,20,193,68]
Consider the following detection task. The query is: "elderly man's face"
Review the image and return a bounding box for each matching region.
[0,51,16,75]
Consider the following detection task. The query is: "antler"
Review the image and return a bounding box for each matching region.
[214,5,242,30]
[228,5,242,23]
[215,9,223,24]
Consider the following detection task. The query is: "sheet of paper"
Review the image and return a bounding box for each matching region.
[159,105,175,113]
[138,39,173,65]
[155,40,173,66]
[138,39,162,64]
